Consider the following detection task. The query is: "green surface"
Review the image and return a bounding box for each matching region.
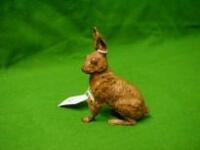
[0,0,200,150]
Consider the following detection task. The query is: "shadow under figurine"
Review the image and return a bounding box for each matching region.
[81,27,149,125]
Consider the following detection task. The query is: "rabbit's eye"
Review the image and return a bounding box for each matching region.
[91,59,98,65]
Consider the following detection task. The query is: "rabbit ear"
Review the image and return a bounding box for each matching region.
[92,27,107,51]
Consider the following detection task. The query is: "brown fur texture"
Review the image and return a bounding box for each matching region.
[81,27,148,125]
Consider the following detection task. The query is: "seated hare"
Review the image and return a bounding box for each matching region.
[81,27,148,125]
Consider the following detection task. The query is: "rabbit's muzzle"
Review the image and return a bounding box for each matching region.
[81,65,90,74]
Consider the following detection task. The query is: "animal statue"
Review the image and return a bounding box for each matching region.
[81,27,148,125]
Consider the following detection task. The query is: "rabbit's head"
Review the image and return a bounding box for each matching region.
[82,27,108,74]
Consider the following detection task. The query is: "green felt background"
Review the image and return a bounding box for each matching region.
[0,0,200,150]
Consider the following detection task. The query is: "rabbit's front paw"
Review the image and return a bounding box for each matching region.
[82,116,93,123]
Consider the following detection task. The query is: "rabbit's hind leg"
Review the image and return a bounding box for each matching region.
[108,117,136,126]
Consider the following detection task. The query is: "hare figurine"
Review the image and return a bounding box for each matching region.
[81,27,148,125]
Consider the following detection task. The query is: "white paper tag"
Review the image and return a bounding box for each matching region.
[58,94,88,107]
